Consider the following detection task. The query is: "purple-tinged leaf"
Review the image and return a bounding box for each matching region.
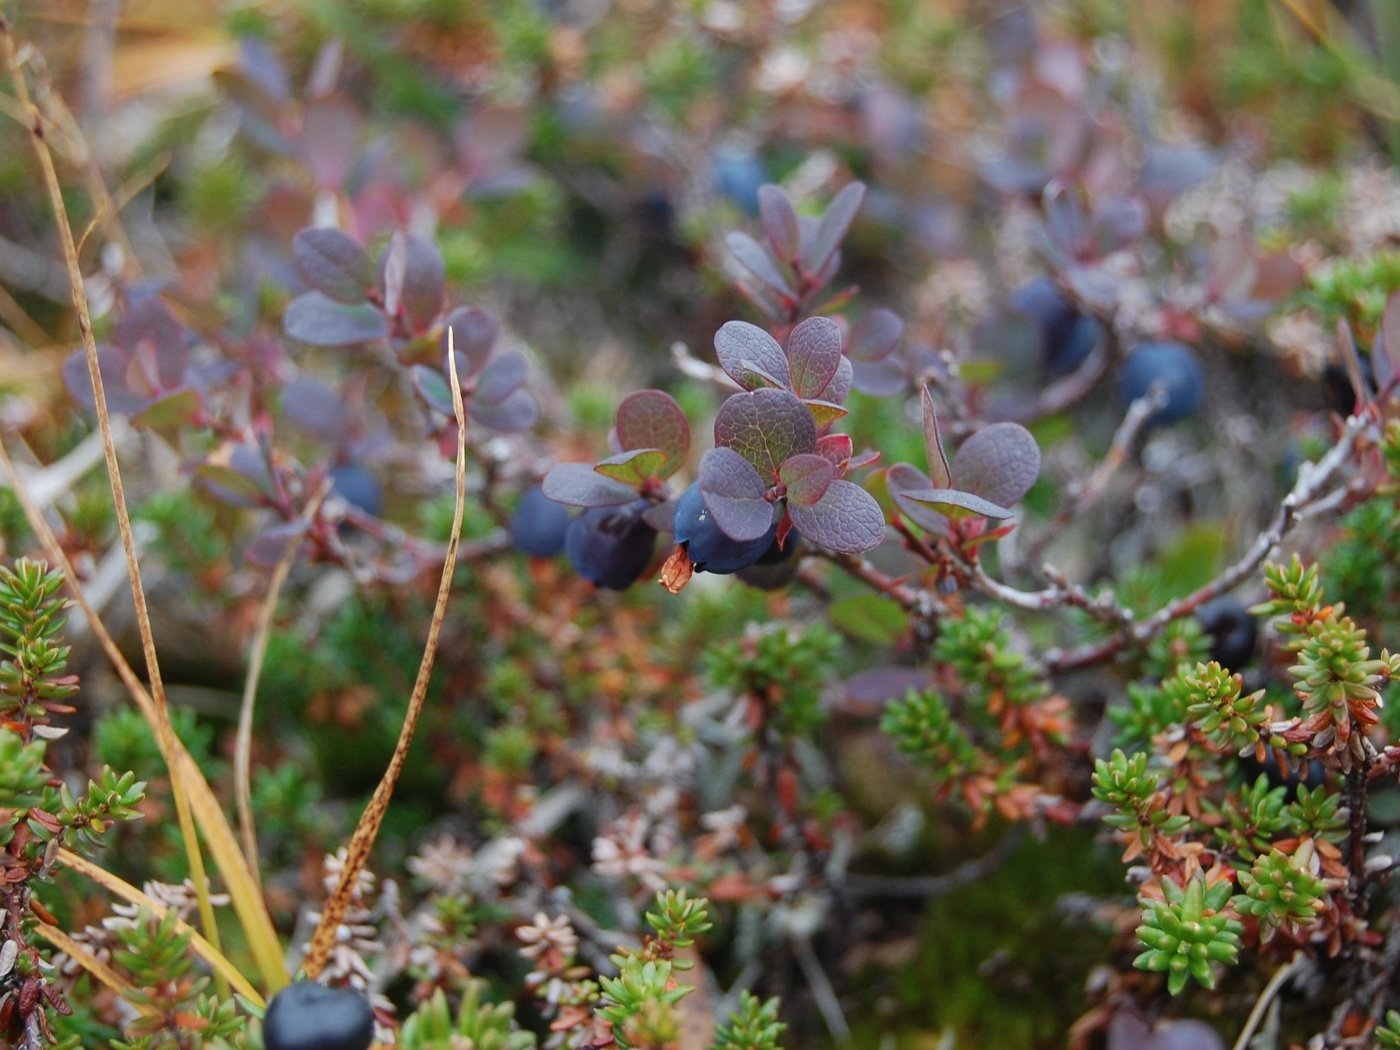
[284,292,389,347]
[542,462,636,507]
[816,433,853,468]
[758,184,800,260]
[116,299,187,390]
[412,365,454,416]
[301,95,361,191]
[245,519,310,569]
[802,182,865,275]
[699,447,773,542]
[595,449,670,487]
[379,232,445,331]
[779,453,835,507]
[815,354,853,406]
[726,231,794,298]
[848,308,903,361]
[442,305,499,377]
[920,387,952,489]
[471,387,538,432]
[615,390,691,467]
[132,388,202,432]
[475,351,527,404]
[852,358,906,396]
[886,462,950,535]
[804,399,848,429]
[62,348,148,414]
[1378,290,1400,394]
[952,422,1041,508]
[197,444,273,508]
[787,316,843,397]
[903,487,1014,521]
[715,320,791,391]
[787,479,885,553]
[733,276,786,324]
[293,227,372,304]
[282,373,351,442]
[714,388,817,478]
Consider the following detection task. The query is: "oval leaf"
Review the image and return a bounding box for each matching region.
[726,231,794,298]
[921,387,952,489]
[886,462,950,535]
[758,184,800,260]
[787,479,886,554]
[952,422,1041,508]
[475,351,527,404]
[442,306,499,376]
[816,354,853,406]
[787,316,843,398]
[595,449,670,488]
[471,387,539,433]
[714,320,791,391]
[284,292,389,347]
[802,182,865,275]
[542,462,636,507]
[293,227,372,304]
[779,453,835,507]
[848,309,903,362]
[615,390,691,467]
[903,486,1014,521]
[714,388,817,479]
[699,447,773,542]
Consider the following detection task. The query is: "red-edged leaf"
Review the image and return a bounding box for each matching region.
[615,390,691,469]
[284,292,389,347]
[117,299,187,389]
[699,447,773,542]
[847,450,881,470]
[726,231,794,298]
[379,232,445,330]
[802,182,865,275]
[787,479,885,553]
[595,449,669,487]
[542,462,636,506]
[903,487,1014,521]
[758,184,800,260]
[817,433,853,468]
[714,388,816,478]
[804,399,848,429]
[293,227,372,304]
[886,462,950,535]
[779,453,835,506]
[952,422,1041,508]
[848,309,903,361]
[714,320,791,391]
[921,387,952,489]
[787,316,843,397]
[442,306,499,376]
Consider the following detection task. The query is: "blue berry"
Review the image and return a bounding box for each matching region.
[1195,597,1257,672]
[263,980,374,1050]
[511,485,571,557]
[1117,341,1204,425]
[672,483,774,574]
[565,500,658,590]
[328,464,382,518]
[712,145,767,215]
[1010,277,1099,374]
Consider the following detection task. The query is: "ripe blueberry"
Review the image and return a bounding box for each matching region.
[565,500,658,590]
[1195,597,1257,672]
[263,980,374,1050]
[672,483,775,574]
[1117,341,1204,425]
[1009,277,1100,375]
[511,485,571,557]
[328,464,382,518]
[711,144,767,215]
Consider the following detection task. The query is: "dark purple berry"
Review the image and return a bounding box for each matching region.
[1117,341,1203,425]
[1009,277,1099,374]
[511,485,571,557]
[263,980,374,1050]
[328,464,383,518]
[565,500,658,590]
[1195,597,1257,672]
[672,483,774,575]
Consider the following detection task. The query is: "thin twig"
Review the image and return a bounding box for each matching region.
[235,480,331,885]
[302,335,469,979]
[0,18,227,991]
[1232,952,1304,1050]
[791,933,851,1043]
[842,827,1026,898]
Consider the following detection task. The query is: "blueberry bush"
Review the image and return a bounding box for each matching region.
[3,2,1400,1048]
